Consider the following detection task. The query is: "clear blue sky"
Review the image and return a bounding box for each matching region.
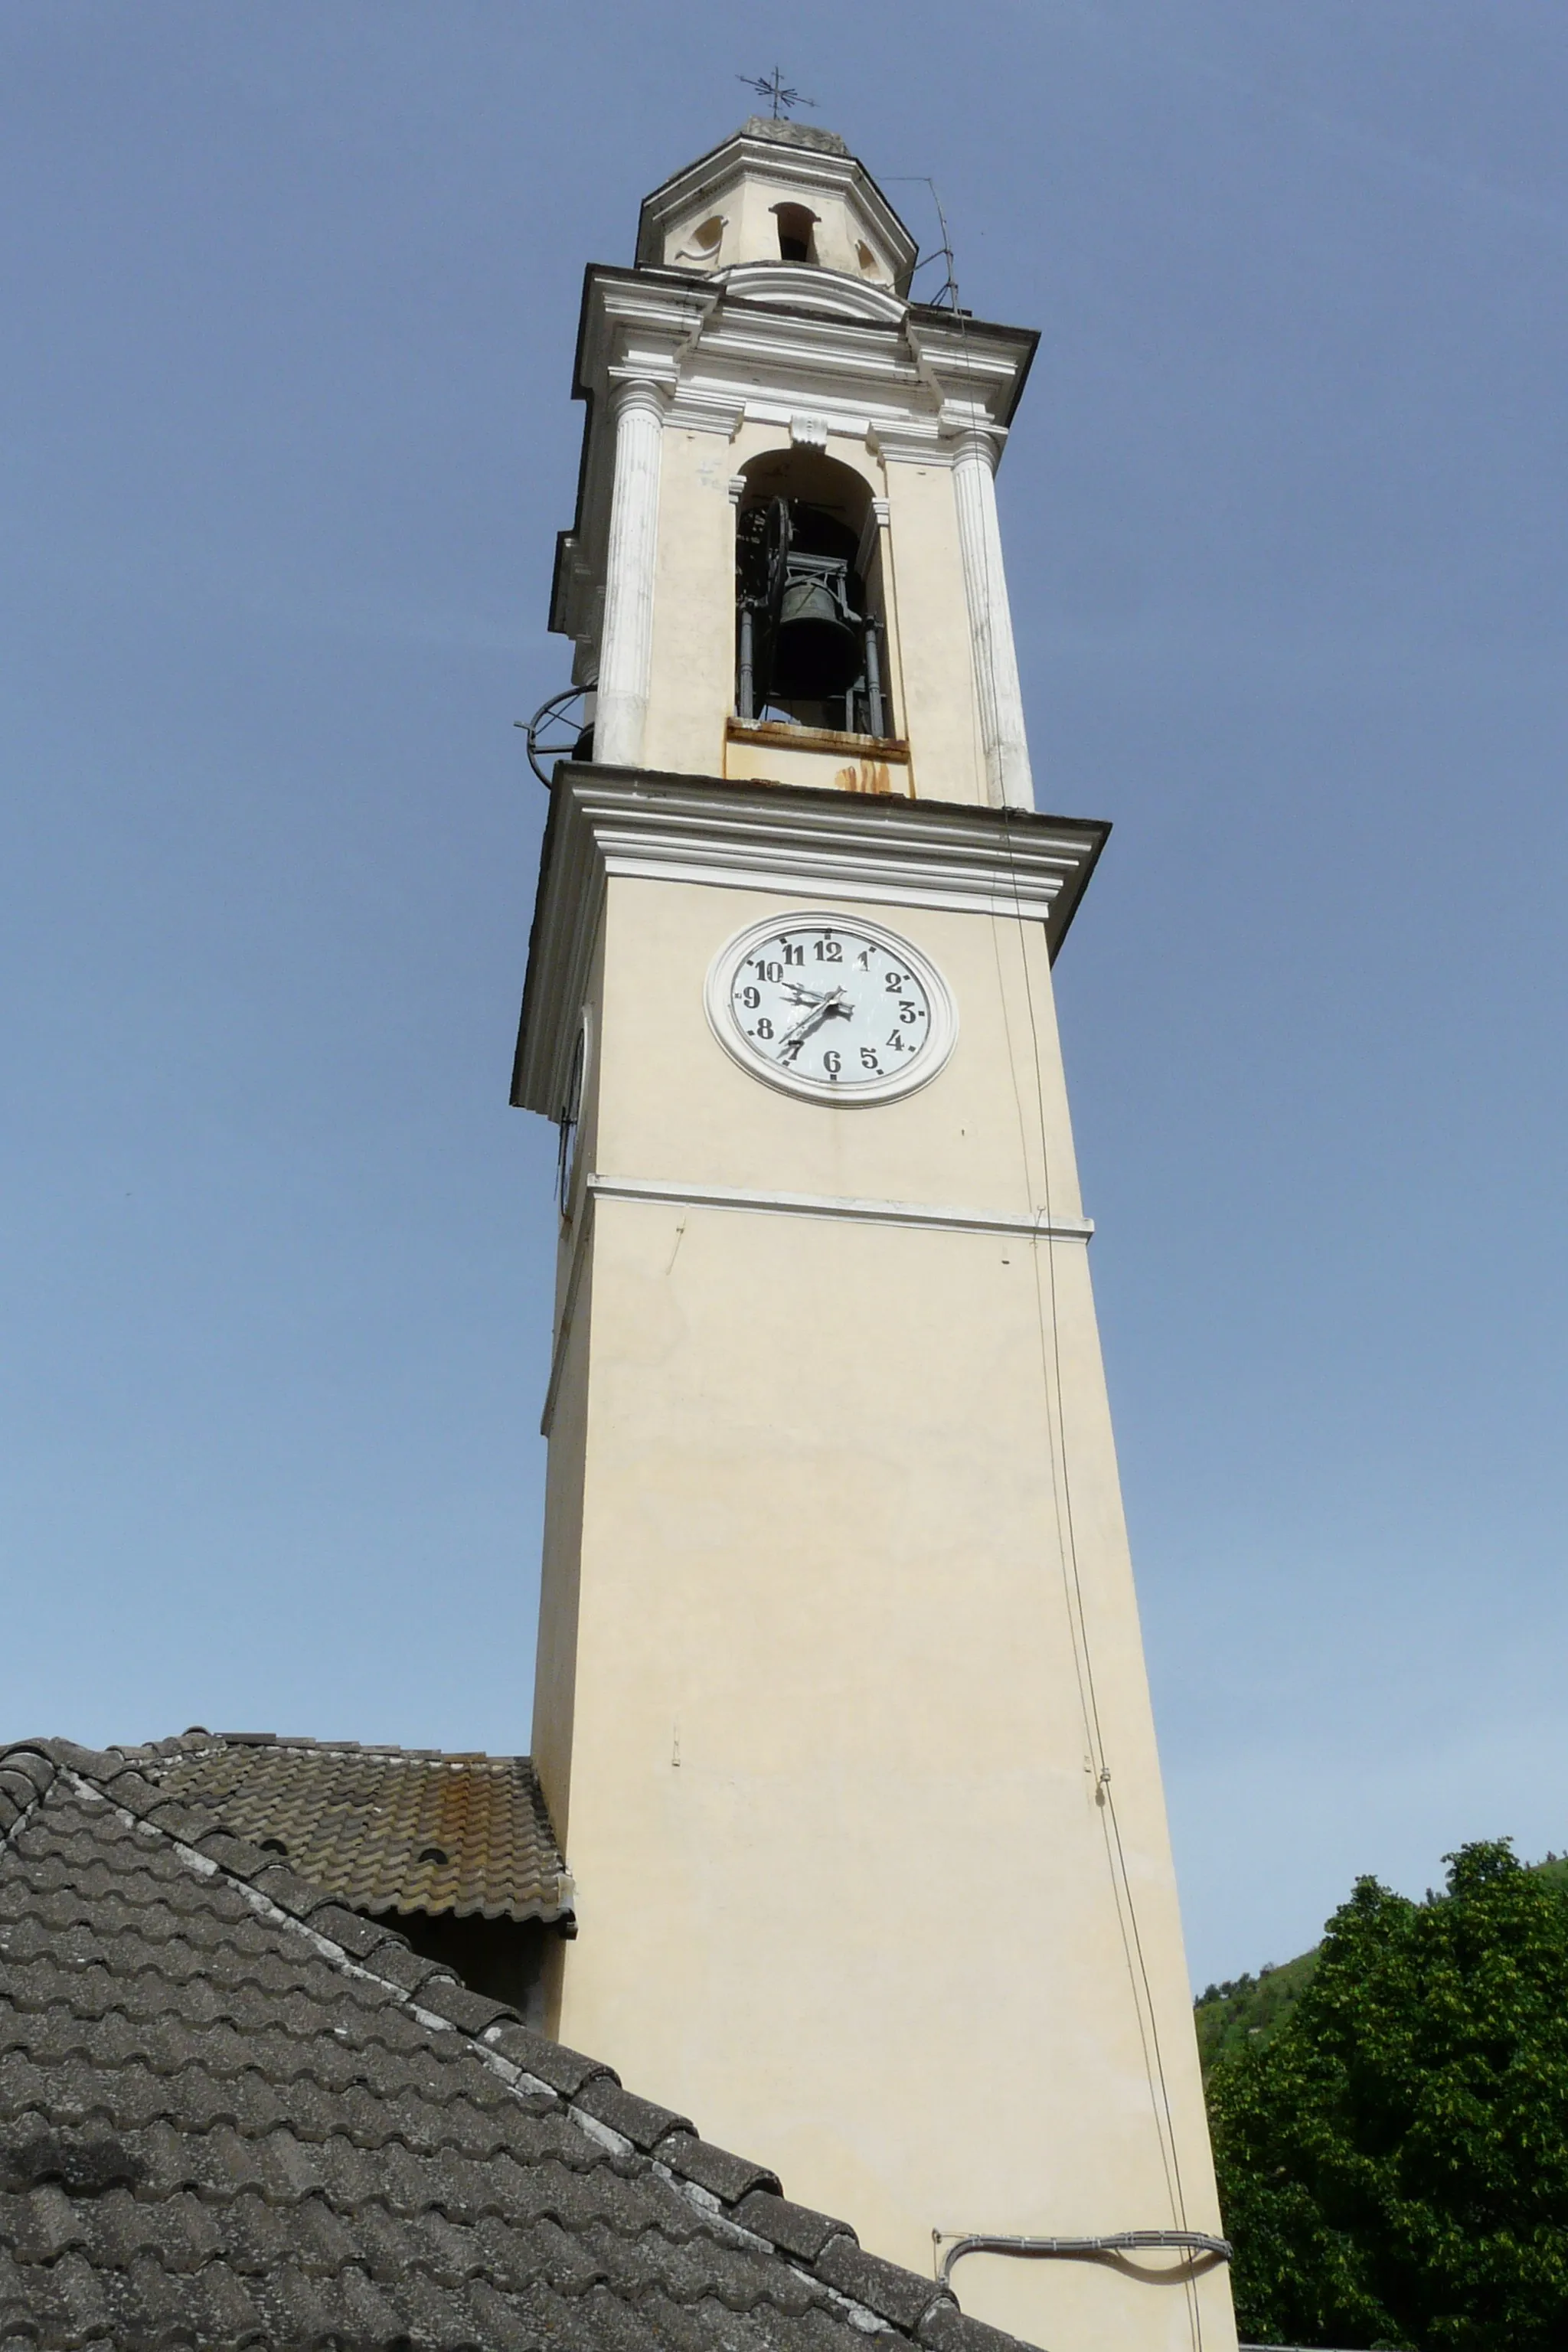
[3,2,1564,1991]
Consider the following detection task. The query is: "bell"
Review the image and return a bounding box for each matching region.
[771,573,863,699]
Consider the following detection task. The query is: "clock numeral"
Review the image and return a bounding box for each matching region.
[726,924,940,1094]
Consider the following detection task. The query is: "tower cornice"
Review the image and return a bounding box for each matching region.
[550,266,1040,645]
[512,767,1108,1119]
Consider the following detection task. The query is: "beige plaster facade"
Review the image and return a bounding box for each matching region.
[517,123,1237,2352]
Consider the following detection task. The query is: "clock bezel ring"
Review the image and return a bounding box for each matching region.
[704,910,958,1106]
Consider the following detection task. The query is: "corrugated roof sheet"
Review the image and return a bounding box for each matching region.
[0,1737,1022,2352]
[136,1731,570,1923]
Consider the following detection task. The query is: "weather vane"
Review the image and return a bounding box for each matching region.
[737,67,815,121]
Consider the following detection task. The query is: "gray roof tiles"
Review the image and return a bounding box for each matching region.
[0,1737,1033,2352]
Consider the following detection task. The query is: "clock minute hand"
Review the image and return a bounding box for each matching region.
[777,987,847,1049]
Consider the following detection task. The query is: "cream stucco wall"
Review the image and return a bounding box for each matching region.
[879,459,990,805]
[529,867,1236,2352]
[658,172,895,280]
[640,419,991,808]
[640,430,739,780]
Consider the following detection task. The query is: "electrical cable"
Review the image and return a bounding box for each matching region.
[938,2230,1233,2290]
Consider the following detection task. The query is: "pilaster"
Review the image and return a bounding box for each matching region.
[594,381,668,769]
[950,428,1034,812]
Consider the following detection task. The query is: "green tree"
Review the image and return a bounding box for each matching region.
[1208,1841,1568,2350]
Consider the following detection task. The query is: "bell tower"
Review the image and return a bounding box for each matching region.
[514,120,1236,2352]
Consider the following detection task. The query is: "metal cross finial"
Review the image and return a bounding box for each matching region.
[737,67,815,120]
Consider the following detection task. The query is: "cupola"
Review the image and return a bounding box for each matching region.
[636,117,916,292]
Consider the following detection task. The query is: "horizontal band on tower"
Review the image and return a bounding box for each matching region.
[587,1170,1094,1242]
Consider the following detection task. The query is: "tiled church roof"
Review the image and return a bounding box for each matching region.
[132,1731,571,1924]
[0,1738,1023,2352]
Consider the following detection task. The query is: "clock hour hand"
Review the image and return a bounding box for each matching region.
[777,987,847,1048]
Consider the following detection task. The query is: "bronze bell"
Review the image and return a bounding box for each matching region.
[771,566,863,700]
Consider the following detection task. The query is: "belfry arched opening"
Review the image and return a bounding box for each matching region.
[733,448,890,740]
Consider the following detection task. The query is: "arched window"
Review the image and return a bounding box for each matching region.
[772,203,818,263]
[733,449,890,741]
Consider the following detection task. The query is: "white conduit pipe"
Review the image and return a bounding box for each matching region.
[937,2229,1233,2288]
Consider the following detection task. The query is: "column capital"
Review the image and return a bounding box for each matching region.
[946,423,1003,474]
[607,374,671,422]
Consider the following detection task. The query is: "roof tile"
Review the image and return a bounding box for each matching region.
[485,2021,616,2097]
[733,2191,856,2263]
[573,2079,694,2151]
[815,2237,951,2331]
[917,2300,1034,2352]
[416,1974,516,2036]
[143,1734,570,1923]
[656,2131,781,2207]
[0,1750,57,1798]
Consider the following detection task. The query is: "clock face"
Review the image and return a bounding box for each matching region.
[707,914,956,1104]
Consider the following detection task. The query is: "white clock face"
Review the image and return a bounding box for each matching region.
[707,915,956,1105]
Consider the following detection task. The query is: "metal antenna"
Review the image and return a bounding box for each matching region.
[737,67,815,120]
[888,178,962,311]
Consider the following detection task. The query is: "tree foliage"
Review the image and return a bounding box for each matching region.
[1195,1945,1319,2076]
[1208,1841,1568,2350]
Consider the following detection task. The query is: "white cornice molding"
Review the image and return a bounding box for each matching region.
[742,396,874,443]
[558,268,1038,645]
[512,768,1107,1118]
[596,278,717,348]
[716,263,908,325]
[584,275,718,402]
[696,308,920,400]
[665,384,748,436]
[867,422,952,466]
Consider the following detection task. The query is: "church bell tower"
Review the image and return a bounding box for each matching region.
[513,120,1236,2352]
